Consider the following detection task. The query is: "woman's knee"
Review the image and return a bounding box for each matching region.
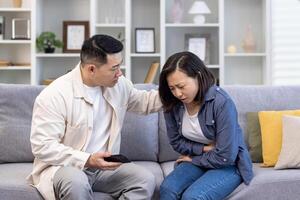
[181,167,241,200]
[160,178,181,199]
[182,191,211,200]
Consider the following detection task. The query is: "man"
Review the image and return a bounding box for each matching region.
[27,34,162,200]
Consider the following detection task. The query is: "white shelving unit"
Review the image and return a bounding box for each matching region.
[32,0,90,85]
[0,0,33,84]
[92,0,130,79]
[162,0,221,84]
[0,0,271,85]
[223,0,271,85]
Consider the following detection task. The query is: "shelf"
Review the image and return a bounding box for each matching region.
[165,23,219,28]
[0,8,31,12]
[131,53,161,57]
[95,23,126,27]
[0,66,31,70]
[207,65,220,69]
[224,53,267,57]
[36,53,80,58]
[0,40,31,44]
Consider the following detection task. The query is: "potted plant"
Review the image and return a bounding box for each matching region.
[36,32,63,53]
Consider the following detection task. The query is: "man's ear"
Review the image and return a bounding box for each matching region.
[87,64,96,74]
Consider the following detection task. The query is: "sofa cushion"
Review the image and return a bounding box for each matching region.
[0,84,44,163]
[275,115,300,169]
[121,112,158,161]
[158,111,180,162]
[258,109,300,167]
[246,112,263,163]
[0,163,43,200]
[160,161,175,177]
[120,83,159,161]
[225,163,300,200]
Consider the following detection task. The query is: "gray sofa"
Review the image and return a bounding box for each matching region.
[1,83,300,200]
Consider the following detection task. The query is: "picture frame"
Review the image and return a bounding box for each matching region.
[185,34,210,64]
[135,28,155,53]
[12,18,31,40]
[63,21,89,53]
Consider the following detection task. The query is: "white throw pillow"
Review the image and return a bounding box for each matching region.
[275,115,300,169]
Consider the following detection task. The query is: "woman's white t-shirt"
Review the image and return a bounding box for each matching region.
[182,108,212,144]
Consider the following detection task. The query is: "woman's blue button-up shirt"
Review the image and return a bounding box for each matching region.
[164,85,253,185]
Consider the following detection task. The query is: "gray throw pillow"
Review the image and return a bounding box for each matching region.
[120,112,159,161]
[120,83,159,161]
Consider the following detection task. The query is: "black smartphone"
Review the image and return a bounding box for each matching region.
[104,154,131,163]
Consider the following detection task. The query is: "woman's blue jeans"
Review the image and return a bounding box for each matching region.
[160,162,242,200]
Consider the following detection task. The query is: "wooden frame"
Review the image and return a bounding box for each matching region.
[135,28,155,53]
[185,33,210,64]
[63,21,89,53]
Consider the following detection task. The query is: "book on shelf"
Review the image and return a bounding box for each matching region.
[0,61,31,67]
[0,16,4,40]
[42,78,55,85]
[144,61,160,84]
[0,60,9,66]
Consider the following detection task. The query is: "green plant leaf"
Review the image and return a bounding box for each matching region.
[36,31,64,52]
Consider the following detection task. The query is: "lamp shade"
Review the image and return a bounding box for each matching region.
[188,1,211,14]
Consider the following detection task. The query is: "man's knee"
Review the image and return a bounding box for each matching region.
[144,170,156,191]
[135,166,156,192]
[125,164,156,196]
[53,167,92,199]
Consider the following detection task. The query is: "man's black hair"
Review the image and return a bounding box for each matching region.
[80,34,123,66]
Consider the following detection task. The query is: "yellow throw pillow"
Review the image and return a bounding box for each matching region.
[258,110,300,167]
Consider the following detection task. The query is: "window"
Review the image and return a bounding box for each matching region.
[272,0,300,85]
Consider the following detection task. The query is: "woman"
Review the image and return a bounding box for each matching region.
[159,52,253,200]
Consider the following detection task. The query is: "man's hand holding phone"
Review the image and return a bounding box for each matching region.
[104,154,131,163]
[85,152,122,170]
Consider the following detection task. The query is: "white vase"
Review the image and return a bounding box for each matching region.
[242,25,256,53]
[171,0,183,23]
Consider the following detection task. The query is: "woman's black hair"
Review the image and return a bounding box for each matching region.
[159,51,215,112]
[80,34,123,66]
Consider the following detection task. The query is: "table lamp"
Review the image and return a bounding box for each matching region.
[188,1,211,24]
